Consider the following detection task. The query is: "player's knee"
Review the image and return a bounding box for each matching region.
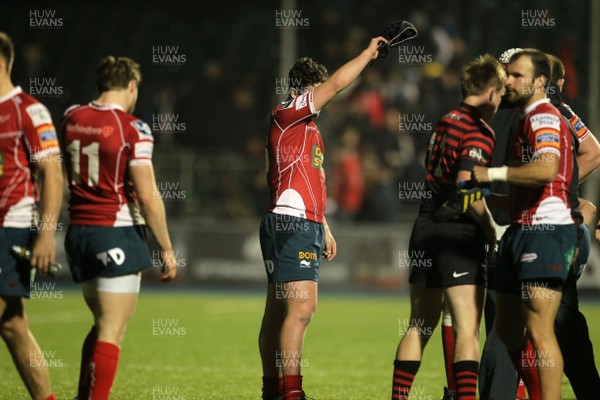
[0,314,29,341]
[286,305,316,326]
[526,325,555,347]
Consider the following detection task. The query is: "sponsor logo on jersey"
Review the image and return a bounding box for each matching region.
[520,253,538,263]
[312,145,323,169]
[131,120,152,139]
[134,142,154,159]
[66,123,102,135]
[102,126,114,138]
[530,113,560,131]
[36,125,59,149]
[296,93,308,110]
[26,103,53,127]
[298,251,317,260]
[467,147,486,163]
[570,115,588,139]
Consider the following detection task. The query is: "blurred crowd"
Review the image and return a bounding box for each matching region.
[2,1,589,222]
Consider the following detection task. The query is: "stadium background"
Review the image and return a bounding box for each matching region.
[1,1,599,399]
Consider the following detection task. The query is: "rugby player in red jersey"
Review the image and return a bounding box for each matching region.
[0,32,60,400]
[258,37,386,400]
[473,49,576,400]
[391,54,505,400]
[61,56,177,399]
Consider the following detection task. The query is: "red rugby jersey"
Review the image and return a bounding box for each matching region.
[266,90,326,223]
[61,102,153,226]
[508,98,574,225]
[0,86,60,227]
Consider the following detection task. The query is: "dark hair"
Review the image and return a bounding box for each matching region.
[288,57,328,93]
[0,32,14,73]
[510,49,551,88]
[96,56,141,93]
[460,54,506,97]
[547,54,565,84]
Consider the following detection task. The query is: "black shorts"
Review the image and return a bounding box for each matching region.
[495,224,576,293]
[259,213,324,283]
[408,214,487,288]
[65,225,152,283]
[0,228,34,298]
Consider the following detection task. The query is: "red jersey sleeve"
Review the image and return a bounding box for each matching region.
[22,102,60,160]
[127,119,154,166]
[272,90,317,130]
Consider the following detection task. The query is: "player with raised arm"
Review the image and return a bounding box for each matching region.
[258,36,389,400]
[472,49,576,400]
[391,54,505,400]
[0,32,60,400]
[61,56,177,400]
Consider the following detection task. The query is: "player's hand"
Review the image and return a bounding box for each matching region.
[367,36,388,60]
[323,227,337,261]
[30,231,56,274]
[159,249,178,282]
[471,166,491,184]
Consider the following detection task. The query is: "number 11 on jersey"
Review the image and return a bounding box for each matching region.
[66,140,100,186]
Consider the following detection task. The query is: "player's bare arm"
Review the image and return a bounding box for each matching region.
[323,218,336,261]
[129,164,177,281]
[577,134,600,182]
[472,153,559,186]
[30,153,63,273]
[578,198,596,229]
[312,36,386,111]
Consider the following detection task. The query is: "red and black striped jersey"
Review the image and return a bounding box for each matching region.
[423,103,495,203]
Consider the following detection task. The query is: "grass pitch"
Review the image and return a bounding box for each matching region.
[1,290,598,399]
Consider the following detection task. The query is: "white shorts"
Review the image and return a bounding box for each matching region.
[81,272,142,297]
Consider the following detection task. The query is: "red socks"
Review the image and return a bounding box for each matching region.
[510,342,541,400]
[453,360,478,400]
[89,341,121,400]
[78,325,98,398]
[43,395,56,400]
[441,314,457,391]
[516,377,527,399]
[282,375,303,399]
[392,360,420,400]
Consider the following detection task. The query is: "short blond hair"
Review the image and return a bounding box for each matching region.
[461,54,505,97]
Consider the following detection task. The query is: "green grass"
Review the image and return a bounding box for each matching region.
[1,291,599,399]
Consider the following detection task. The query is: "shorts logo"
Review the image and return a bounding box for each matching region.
[520,253,538,263]
[96,247,126,266]
[298,251,317,260]
[452,271,469,278]
[299,260,311,268]
[265,260,275,274]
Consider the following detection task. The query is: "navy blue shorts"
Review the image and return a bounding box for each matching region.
[259,213,324,283]
[495,224,576,293]
[65,225,152,283]
[0,228,34,298]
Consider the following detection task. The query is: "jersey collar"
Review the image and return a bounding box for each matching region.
[89,101,125,112]
[0,86,22,104]
[523,98,550,116]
